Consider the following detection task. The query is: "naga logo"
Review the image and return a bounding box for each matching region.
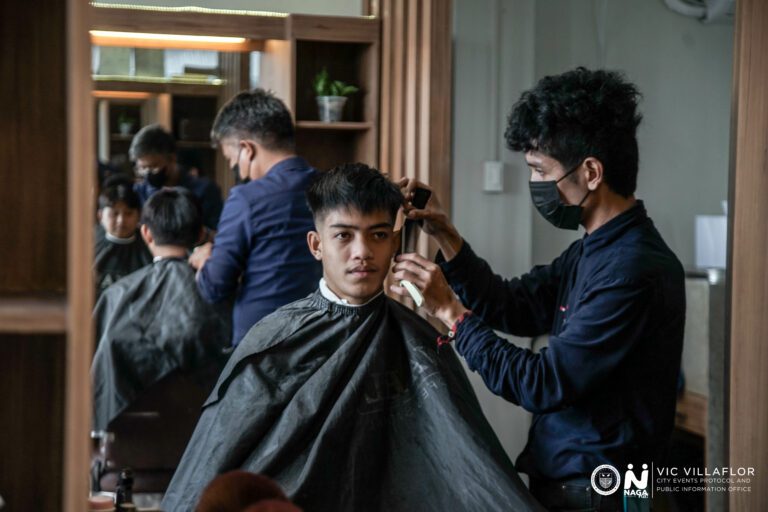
[624,463,650,498]
[591,464,621,496]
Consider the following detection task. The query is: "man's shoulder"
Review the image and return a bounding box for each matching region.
[590,228,684,285]
[182,173,220,197]
[96,264,153,316]
[234,293,321,350]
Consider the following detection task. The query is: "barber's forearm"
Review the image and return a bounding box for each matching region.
[434,227,464,261]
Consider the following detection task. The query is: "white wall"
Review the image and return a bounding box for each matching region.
[531,0,733,265]
[452,0,732,463]
[99,0,363,17]
[452,0,537,464]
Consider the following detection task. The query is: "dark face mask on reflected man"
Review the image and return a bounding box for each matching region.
[529,163,590,230]
[146,167,168,188]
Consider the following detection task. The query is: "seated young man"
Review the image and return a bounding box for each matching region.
[94,182,151,300]
[92,188,232,431]
[163,164,542,512]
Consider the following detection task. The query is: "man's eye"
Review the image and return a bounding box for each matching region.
[372,231,389,240]
[334,232,350,240]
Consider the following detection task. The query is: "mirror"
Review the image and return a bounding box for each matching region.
[87,5,382,506]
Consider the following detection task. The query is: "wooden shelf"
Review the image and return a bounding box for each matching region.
[296,121,373,131]
[0,295,67,334]
[94,79,223,96]
[110,133,134,141]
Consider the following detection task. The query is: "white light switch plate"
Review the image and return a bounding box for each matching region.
[483,160,504,192]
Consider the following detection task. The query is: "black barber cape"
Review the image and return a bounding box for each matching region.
[93,227,152,301]
[92,258,232,431]
[162,291,543,512]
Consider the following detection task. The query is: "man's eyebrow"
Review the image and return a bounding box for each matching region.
[328,222,393,230]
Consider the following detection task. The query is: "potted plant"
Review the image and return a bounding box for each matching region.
[313,67,358,122]
[117,112,135,135]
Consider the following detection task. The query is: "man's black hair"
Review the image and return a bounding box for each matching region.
[141,187,202,248]
[129,124,176,160]
[98,183,140,211]
[211,88,295,152]
[505,67,643,197]
[306,163,404,224]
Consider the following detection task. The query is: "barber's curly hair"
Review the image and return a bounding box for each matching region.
[505,67,642,197]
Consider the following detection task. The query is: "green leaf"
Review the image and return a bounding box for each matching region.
[313,67,330,96]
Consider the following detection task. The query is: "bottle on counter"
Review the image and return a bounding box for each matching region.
[114,468,136,512]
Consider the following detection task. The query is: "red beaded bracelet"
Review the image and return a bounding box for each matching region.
[437,311,473,347]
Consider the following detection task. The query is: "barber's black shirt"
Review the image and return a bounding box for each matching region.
[439,201,685,480]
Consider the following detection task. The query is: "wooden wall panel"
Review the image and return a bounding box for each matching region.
[0,335,66,512]
[65,0,96,509]
[728,0,768,510]
[0,0,68,293]
[379,0,452,254]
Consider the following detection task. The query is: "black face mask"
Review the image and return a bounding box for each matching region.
[231,163,250,185]
[529,163,590,230]
[146,167,168,188]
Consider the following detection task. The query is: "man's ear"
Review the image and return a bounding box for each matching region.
[240,139,258,162]
[307,231,322,261]
[140,224,153,246]
[583,157,604,191]
[391,229,402,258]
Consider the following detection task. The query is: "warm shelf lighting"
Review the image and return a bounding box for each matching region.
[92,90,152,100]
[89,30,263,51]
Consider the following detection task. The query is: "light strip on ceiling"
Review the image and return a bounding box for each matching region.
[89,30,262,51]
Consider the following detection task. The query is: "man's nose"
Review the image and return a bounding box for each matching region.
[350,237,373,260]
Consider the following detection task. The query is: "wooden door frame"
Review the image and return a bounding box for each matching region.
[727,0,768,510]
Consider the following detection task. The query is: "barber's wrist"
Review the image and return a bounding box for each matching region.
[435,299,470,329]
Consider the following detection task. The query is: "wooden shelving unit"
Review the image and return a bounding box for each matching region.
[0,295,68,334]
[93,82,225,187]
[260,14,381,172]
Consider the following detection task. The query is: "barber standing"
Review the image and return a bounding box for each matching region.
[189,89,321,346]
[391,68,685,512]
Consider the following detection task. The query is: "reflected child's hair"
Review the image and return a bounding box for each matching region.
[305,162,404,225]
[98,182,140,212]
[141,187,202,248]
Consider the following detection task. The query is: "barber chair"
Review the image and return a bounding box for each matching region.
[91,358,227,493]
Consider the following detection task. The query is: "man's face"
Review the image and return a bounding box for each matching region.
[135,153,176,185]
[99,201,140,239]
[308,208,399,305]
[525,150,585,206]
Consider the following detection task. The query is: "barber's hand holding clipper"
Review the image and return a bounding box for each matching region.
[390,178,469,328]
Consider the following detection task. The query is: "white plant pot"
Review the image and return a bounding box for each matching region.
[118,122,133,135]
[316,96,347,122]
